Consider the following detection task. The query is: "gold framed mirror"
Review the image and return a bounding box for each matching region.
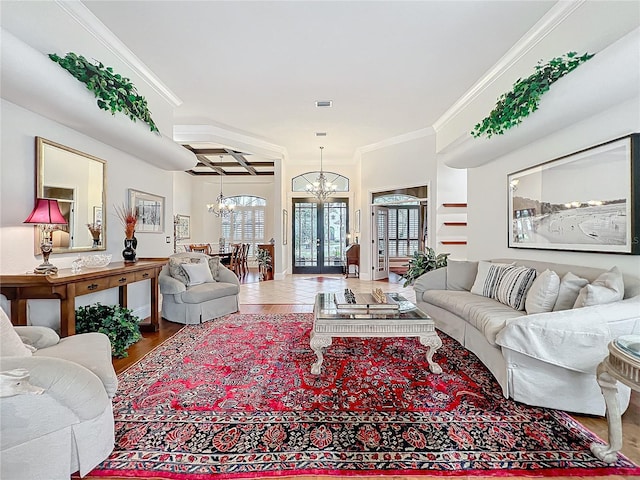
[35,137,107,254]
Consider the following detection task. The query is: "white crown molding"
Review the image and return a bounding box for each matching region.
[174,124,288,160]
[432,0,585,133]
[55,0,183,107]
[356,127,434,155]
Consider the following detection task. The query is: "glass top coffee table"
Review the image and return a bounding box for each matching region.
[310,292,442,375]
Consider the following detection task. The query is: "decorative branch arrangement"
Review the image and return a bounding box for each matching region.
[471,51,594,139]
[49,52,159,133]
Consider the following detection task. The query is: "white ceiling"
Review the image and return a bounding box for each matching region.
[2,1,564,163]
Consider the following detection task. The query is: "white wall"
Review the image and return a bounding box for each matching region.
[0,99,175,327]
[466,100,640,276]
[359,133,439,279]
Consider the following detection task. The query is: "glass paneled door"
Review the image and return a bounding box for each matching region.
[292,198,348,274]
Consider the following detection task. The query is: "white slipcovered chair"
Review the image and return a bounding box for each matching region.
[0,308,117,479]
[159,252,240,324]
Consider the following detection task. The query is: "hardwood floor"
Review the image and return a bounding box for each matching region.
[97,299,639,480]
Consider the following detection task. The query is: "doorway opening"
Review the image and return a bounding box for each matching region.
[371,186,428,279]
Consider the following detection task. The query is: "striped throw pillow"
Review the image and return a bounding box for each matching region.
[493,266,537,311]
[470,261,514,298]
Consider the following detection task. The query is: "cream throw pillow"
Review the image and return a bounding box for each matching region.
[525,269,560,314]
[446,260,479,291]
[573,266,624,308]
[182,261,214,286]
[552,272,589,311]
[0,308,32,357]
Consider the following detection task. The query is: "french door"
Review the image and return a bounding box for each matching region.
[292,198,349,274]
[372,205,389,280]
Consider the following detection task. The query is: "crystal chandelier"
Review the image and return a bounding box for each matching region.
[306,146,336,201]
[207,163,234,217]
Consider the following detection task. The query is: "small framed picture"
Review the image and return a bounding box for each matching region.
[175,214,191,240]
[129,189,165,233]
[93,206,103,225]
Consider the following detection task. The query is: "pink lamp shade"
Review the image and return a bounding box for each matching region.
[23,198,67,225]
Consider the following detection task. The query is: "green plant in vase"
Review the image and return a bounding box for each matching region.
[75,303,142,358]
[401,247,449,287]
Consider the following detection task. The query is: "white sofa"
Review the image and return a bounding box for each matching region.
[159,252,240,325]
[1,308,117,479]
[413,258,640,416]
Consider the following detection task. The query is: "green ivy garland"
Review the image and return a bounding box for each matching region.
[49,52,159,133]
[471,51,594,139]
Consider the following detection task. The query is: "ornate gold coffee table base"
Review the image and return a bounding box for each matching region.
[310,293,443,375]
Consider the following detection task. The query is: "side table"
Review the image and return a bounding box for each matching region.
[590,335,640,463]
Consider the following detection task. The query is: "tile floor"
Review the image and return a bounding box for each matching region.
[239,271,415,305]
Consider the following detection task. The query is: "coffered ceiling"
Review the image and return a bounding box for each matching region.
[184,145,275,176]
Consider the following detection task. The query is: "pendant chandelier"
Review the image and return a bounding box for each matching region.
[207,158,234,217]
[306,146,336,201]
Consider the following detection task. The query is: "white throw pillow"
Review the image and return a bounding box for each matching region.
[0,308,32,357]
[470,261,513,298]
[552,272,589,311]
[573,266,625,308]
[182,261,214,286]
[525,269,560,314]
[446,260,478,291]
[493,266,537,311]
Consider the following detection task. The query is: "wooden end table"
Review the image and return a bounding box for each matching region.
[590,335,640,463]
[310,292,442,375]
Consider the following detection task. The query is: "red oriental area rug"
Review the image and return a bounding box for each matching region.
[91,313,640,479]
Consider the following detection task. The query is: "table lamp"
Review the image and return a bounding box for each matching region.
[23,198,68,274]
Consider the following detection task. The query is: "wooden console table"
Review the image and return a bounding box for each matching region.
[0,259,166,337]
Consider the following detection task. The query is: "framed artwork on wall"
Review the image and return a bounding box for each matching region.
[508,133,639,254]
[175,214,190,240]
[129,189,165,233]
[93,206,103,225]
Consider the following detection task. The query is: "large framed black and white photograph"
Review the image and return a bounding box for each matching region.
[508,134,639,254]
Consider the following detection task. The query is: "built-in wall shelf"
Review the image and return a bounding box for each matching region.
[443,221,467,226]
[441,240,467,245]
[442,203,467,208]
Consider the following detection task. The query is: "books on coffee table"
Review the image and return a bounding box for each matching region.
[334,291,399,311]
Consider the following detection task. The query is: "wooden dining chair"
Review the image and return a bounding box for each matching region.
[241,243,250,277]
[228,244,241,276]
[189,244,210,254]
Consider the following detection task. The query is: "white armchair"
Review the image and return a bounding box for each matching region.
[159,252,240,324]
[1,309,117,479]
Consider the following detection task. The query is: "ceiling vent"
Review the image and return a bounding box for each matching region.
[315,132,327,137]
[315,100,332,108]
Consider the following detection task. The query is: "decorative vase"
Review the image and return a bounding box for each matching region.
[122,236,137,263]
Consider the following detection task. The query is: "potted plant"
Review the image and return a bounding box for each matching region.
[75,303,142,358]
[256,248,272,280]
[401,247,449,287]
